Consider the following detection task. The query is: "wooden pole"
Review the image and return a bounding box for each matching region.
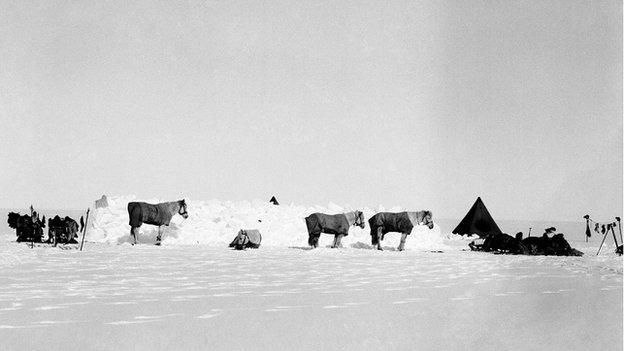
[79,208,90,251]
[596,225,609,256]
[610,224,618,247]
[617,217,622,244]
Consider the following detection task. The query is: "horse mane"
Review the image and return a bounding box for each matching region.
[345,210,364,226]
[162,199,186,215]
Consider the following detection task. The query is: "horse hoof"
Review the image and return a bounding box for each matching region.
[155,242,161,246]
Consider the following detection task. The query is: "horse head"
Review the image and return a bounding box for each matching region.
[178,199,189,219]
[234,230,249,250]
[422,211,434,229]
[355,211,366,229]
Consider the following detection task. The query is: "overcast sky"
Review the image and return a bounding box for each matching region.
[1,0,621,221]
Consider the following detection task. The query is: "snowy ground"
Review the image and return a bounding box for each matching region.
[1,197,621,350]
[0,240,621,351]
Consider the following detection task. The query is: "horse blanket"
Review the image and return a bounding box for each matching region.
[368,212,414,239]
[128,202,174,227]
[229,229,262,250]
[305,213,350,236]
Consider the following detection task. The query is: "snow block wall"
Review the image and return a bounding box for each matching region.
[87,196,450,250]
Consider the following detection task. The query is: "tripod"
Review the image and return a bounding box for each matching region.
[596,217,622,255]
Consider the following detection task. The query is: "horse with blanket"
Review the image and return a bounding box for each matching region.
[127,199,188,245]
[229,229,262,250]
[368,211,434,251]
[305,211,365,248]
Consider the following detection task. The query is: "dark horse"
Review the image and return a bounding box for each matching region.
[47,215,80,246]
[8,211,46,243]
[368,211,434,251]
[127,199,188,245]
[305,211,365,248]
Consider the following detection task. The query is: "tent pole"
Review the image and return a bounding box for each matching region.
[80,208,90,251]
[596,225,610,255]
[610,224,618,247]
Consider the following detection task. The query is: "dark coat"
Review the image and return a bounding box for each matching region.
[305,213,350,236]
[368,212,414,245]
[128,202,173,227]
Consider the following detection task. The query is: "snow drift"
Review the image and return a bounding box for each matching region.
[87,196,454,250]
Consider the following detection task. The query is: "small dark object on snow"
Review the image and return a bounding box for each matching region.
[269,196,279,205]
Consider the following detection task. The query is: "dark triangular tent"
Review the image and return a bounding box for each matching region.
[269,196,279,205]
[452,197,502,238]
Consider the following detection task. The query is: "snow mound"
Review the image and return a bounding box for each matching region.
[87,195,452,250]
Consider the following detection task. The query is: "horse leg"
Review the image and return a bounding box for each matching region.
[155,226,162,246]
[376,228,384,251]
[130,227,138,245]
[331,235,337,248]
[308,232,320,248]
[398,233,407,251]
[335,234,344,248]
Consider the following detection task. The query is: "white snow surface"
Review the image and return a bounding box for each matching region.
[87,195,455,250]
[0,198,622,350]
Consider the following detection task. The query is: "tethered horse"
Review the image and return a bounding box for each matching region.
[127,199,188,245]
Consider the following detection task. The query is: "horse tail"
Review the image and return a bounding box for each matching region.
[368,214,381,245]
[127,202,142,227]
[305,215,321,247]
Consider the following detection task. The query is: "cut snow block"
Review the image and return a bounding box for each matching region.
[95,195,108,209]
